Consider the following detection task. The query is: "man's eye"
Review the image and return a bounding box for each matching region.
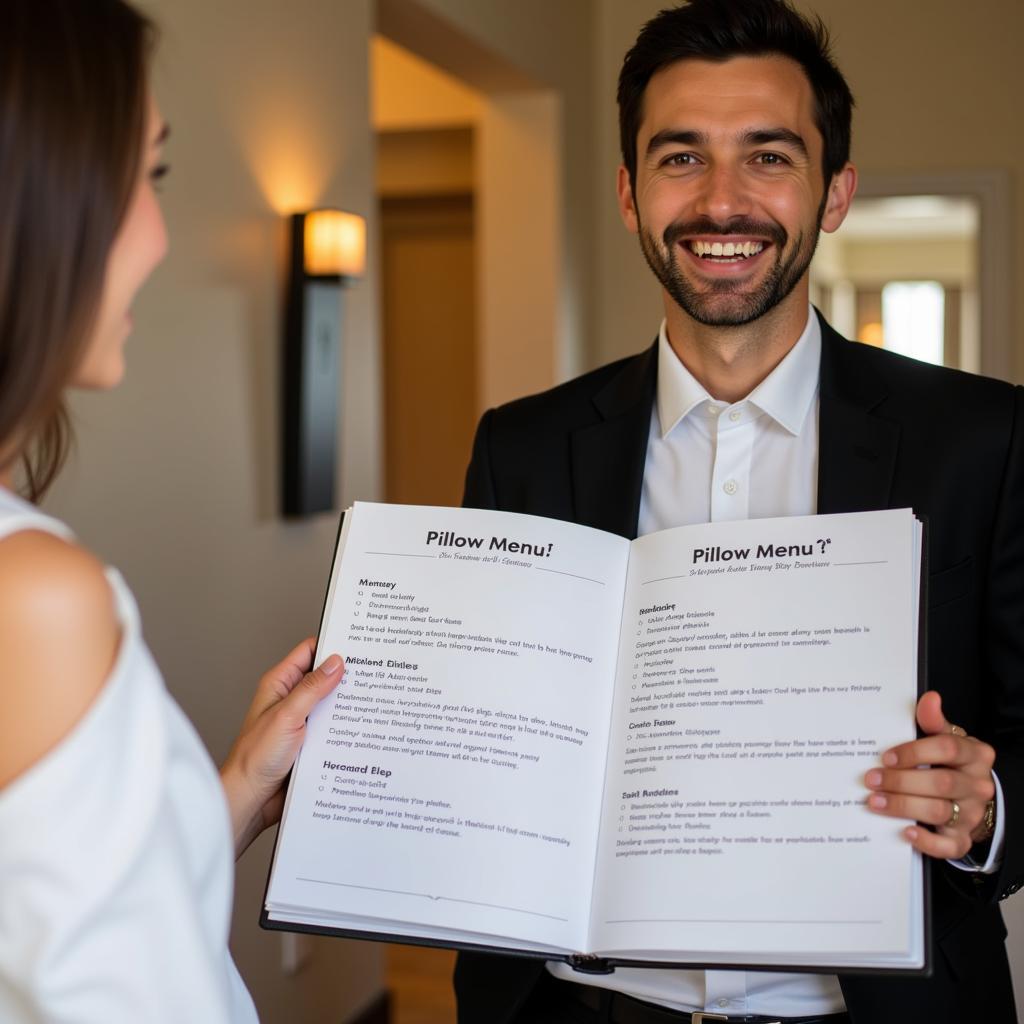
[663,153,698,167]
[755,152,787,165]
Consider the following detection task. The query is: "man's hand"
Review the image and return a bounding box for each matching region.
[864,690,995,860]
[220,638,344,858]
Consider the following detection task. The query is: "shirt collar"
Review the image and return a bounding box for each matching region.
[656,306,821,439]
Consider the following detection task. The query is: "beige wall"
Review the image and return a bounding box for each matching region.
[44,1,385,1021]
[593,0,1024,384]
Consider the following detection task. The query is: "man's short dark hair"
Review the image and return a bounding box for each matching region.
[618,0,854,193]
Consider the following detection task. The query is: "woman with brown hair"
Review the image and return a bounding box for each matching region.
[0,2,342,1019]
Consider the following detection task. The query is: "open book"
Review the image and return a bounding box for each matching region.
[263,502,926,974]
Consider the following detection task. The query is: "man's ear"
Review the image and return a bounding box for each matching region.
[821,162,858,234]
[617,164,640,234]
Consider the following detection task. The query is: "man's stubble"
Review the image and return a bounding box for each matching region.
[636,191,828,328]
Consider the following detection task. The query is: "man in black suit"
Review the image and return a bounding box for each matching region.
[457,1,1024,1022]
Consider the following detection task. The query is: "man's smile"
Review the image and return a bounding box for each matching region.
[686,239,766,260]
[676,236,775,278]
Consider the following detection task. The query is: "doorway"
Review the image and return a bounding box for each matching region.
[810,170,1013,381]
[812,194,979,372]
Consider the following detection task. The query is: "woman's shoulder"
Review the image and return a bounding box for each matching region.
[0,530,120,788]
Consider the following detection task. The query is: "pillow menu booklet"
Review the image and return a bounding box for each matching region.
[263,502,926,974]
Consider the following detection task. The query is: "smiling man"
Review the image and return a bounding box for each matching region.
[457,2,1024,1022]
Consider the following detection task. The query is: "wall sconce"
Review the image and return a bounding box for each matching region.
[282,208,366,517]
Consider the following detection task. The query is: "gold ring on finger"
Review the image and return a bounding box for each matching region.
[950,724,967,738]
[946,800,960,828]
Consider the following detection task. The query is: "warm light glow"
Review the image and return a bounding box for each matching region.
[234,99,336,214]
[858,321,885,348]
[303,209,366,277]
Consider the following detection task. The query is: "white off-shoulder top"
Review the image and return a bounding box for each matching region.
[0,487,258,1022]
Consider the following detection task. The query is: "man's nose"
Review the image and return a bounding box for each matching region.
[694,163,748,223]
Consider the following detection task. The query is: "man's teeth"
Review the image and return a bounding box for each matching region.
[688,240,765,258]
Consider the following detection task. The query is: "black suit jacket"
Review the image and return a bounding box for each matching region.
[457,316,1024,1024]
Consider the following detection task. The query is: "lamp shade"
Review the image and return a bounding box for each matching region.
[303,209,366,277]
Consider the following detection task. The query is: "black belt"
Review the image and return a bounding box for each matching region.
[548,977,850,1024]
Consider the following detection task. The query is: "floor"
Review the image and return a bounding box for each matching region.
[386,945,457,1024]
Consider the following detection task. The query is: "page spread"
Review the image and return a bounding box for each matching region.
[264,502,924,972]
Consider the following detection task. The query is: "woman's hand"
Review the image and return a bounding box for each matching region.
[220,638,343,858]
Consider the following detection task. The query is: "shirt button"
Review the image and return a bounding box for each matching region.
[707,404,720,416]
[723,479,738,496]
[728,409,741,422]
[717,999,730,1008]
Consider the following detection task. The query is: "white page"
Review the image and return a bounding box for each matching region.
[589,509,922,965]
[267,502,629,951]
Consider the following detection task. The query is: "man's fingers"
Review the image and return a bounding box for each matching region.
[868,714,997,864]
[903,825,973,861]
[866,790,965,826]
[882,734,994,772]
[865,767,994,803]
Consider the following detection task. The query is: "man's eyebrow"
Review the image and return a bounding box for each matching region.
[742,127,807,157]
[153,122,171,146]
[645,127,809,160]
[645,128,709,157]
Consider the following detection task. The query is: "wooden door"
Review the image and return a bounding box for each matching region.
[380,194,476,507]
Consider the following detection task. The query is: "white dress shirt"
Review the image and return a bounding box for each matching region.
[550,306,1003,1018]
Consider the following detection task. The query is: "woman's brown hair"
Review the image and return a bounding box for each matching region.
[0,0,154,500]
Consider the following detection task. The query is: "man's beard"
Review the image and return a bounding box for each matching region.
[637,197,826,327]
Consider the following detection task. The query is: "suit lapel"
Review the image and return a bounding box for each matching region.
[571,343,657,539]
[816,317,901,514]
